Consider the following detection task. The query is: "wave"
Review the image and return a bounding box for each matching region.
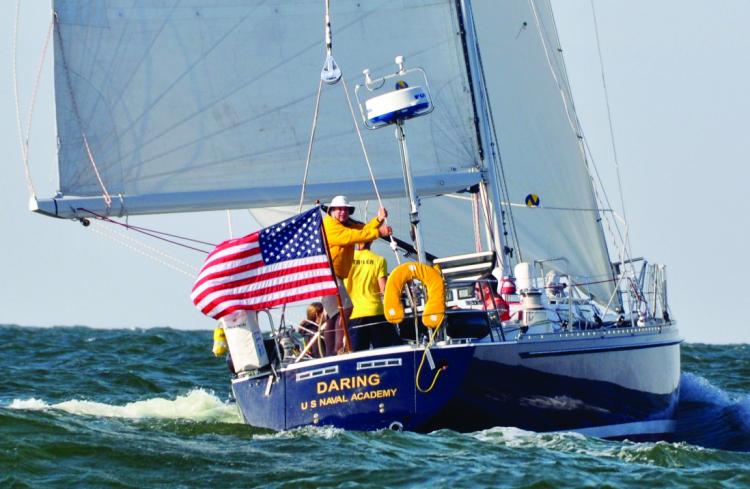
[672,373,750,451]
[8,389,242,424]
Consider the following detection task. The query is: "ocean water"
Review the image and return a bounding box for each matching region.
[1,325,749,488]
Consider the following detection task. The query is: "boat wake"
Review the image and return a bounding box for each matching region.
[673,372,750,451]
[468,372,750,453]
[5,373,748,451]
[7,389,242,424]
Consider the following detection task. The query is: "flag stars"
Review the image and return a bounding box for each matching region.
[258,208,327,265]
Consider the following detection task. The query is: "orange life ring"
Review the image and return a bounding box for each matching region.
[384,262,445,329]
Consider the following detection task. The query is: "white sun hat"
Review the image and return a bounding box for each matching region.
[327,195,355,213]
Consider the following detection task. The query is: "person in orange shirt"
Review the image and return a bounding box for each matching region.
[322,195,392,355]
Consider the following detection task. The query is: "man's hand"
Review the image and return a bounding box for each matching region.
[377,207,388,223]
[378,222,392,237]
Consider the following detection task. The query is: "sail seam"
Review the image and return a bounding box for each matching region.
[54,13,113,209]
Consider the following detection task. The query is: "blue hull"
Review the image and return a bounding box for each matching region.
[232,325,681,439]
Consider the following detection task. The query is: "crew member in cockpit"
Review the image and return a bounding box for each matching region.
[322,195,392,355]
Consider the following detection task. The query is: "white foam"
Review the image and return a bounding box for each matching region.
[8,389,243,424]
[255,425,345,440]
[9,398,50,410]
[679,372,731,405]
[471,425,552,446]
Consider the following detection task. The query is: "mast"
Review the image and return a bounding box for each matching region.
[395,121,427,263]
[457,0,511,277]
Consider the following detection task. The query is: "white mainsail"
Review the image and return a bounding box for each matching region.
[42,0,481,217]
[39,0,617,302]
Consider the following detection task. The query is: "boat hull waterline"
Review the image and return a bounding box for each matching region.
[232,325,681,439]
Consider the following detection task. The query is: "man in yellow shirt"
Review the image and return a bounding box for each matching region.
[345,240,400,351]
[321,195,392,355]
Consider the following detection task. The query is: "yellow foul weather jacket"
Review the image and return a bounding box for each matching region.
[323,215,381,279]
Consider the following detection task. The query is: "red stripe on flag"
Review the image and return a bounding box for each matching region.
[191,260,332,305]
[201,245,261,272]
[205,232,259,260]
[192,259,265,293]
[213,286,338,320]
[200,274,336,316]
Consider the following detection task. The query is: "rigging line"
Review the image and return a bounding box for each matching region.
[226,210,234,238]
[12,0,34,198]
[530,1,628,284]
[478,181,497,252]
[471,23,521,260]
[472,192,481,252]
[341,78,383,206]
[89,221,198,279]
[340,63,401,263]
[298,78,324,211]
[79,209,211,254]
[544,3,623,246]
[54,14,113,208]
[79,209,216,247]
[582,137,627,245]
[12,2,53,199]
[528,0,578,137]
[590,0,632,251]
[505,203,614,212]
[90,219,200,274]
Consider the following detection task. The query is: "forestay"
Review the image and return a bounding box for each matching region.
[472,0,616,301]
[41,0,482,218]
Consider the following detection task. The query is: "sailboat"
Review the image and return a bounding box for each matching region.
[31,0,680,439]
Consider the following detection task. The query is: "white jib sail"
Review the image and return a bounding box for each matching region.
[471,0,616,302]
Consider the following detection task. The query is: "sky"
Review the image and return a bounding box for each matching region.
[1,1,748,344]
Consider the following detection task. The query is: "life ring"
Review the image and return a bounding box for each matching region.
[384,262,445,328]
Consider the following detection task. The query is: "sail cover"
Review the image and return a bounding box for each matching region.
[471,0,616,301]
[49,0,481,214]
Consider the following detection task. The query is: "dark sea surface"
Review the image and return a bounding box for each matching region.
[1,325,748,488]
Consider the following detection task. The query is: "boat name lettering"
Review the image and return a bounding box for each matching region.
[300,388,398,410]
[316,374,380,394]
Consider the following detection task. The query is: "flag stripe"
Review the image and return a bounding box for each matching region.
[192,259,333,307]
[200,246,261,273]
[205,232,259,260]
[198,268,334,314]
[204,278,338,317]
[192,251,264,292]
[213,286,338,320]
[191,207,337,319]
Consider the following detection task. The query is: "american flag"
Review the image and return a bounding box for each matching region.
[191,207,338,319]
